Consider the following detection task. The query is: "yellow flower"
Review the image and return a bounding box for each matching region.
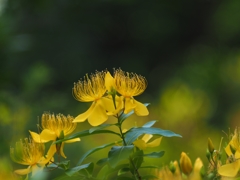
[30,113,80,159]
[180,152,193,175]
[108,69,149,116]
[73,71,115,126]
[10,138,51,177]
[133,134,162,150]
[218,128,240,178]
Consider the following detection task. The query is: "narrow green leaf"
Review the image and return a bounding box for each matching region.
[125,127,182,145]
[143,151,165,158]
[118,167,130,176]
[89,123,114,133]
[108,145,134,168]
[77,140,122,165]
[54,129,121,144]
[65,162,93,176]
[119,103,150,124]
[142,120,158,128]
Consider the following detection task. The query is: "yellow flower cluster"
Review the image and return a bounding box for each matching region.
[10,113,79,177]
[10,68,149,178]
[73,68,149,126]
[154,152,204,180]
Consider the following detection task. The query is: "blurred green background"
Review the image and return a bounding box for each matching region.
[1,0,240,179]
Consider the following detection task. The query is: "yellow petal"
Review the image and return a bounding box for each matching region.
[107,96,124,115]
[105,71,115,92]
[134,99,149,116]
[147,137,162,148]
[124,97,136,114]
[39,145,56,165]
[101,96,116,113]
[88,100,108,126]
[65,138,81,143]
[40,129,57,142]
[142,134,153,143]
[60,143,66,158]
[29,131,44,143]
[133,139,147,150]
[14,167,31,175]
[73,102,95,123]
[189,157,203,180]
[218,160,240,177]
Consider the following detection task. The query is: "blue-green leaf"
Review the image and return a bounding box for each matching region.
[125,127,181,145]
[142,120,158,128]
[77,140,122,165]
[65,162,93,176]
[89,123,115,133]
[108,145,134,168]
[143,151,165,158]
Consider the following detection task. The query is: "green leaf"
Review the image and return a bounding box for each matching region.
[119,103,150,124]
[96,164,109,179]
[143,151,165,158]
[58,160,70,170]
[65,162,93,177]
[96,157,109,166]
[77,140,122,165]
[89,123,115,133]
[108,145,134,168]
[116,176,134,180]
[54,129,121,144]
[139,165,159,169]
[125,127,182,145]
[118,167,130,176]
[142,120,157,128]
[130,149,144,172]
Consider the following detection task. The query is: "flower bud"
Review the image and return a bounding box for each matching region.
[206,149,211,161]
[208,138,215,154]
[180,152,193,175]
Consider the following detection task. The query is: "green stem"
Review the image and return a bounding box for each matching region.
[112,94,141,179]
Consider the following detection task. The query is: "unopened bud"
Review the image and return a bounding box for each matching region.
[169,161,176,173]
[208,138,215,154]
[180,152,193,175]
[206,149,211,161]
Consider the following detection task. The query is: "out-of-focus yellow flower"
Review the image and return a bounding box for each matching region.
[133,134,162,150]
[218,128,240,178]
[10,138,51,177]
[108,69,149,116]
[154,160,182,180]
[30,113,80,159]
[154,153,203,180]
[73,71,115,126]
[189,158,204,180]
[180,152,193,175]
